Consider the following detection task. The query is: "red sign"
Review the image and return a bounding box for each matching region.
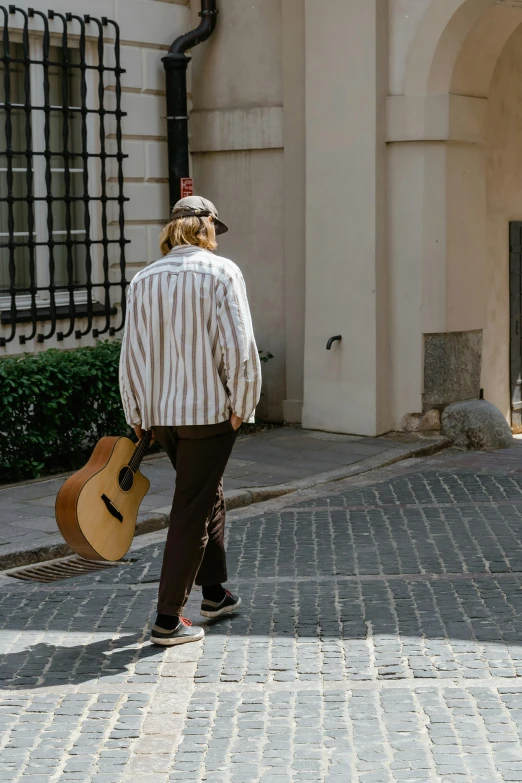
[180,178,194,198]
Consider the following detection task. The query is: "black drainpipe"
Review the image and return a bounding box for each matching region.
[162,0,218,210]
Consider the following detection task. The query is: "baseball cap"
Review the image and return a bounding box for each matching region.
[171,196,229,235]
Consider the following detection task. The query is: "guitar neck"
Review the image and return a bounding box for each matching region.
[129,430,153,473]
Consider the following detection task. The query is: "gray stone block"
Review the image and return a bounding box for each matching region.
[441,400,513,450]
[423,329,483,408]
[402,409,441,432]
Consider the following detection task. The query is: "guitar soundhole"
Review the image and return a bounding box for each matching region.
[118,467,134,492]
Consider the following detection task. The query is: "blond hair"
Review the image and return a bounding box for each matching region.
[159,215,217,255]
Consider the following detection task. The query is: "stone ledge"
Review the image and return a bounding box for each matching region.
[387,95,488,144]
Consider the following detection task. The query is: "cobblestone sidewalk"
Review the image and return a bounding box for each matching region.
[2,445,522,781]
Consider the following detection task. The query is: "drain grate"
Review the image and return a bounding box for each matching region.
[4,555,121,583]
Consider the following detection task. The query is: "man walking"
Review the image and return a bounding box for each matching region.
[119,196,262,646]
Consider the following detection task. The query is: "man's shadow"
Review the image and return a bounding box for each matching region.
[0,632,167,690]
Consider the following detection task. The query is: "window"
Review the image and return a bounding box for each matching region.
[0,7,128,345]
[0,41,29,290]
[0,43,85,291]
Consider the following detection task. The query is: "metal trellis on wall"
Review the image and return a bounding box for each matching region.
[0,5,129,346]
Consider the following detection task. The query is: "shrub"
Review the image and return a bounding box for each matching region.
[0,341,129,483]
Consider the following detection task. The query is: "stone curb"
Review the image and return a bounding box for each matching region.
[226,435,450,505]
[0,436,450,571]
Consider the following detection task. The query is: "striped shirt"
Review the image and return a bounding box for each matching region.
[119,245,262,429]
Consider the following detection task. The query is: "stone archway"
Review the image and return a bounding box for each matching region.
[388,0,522,428]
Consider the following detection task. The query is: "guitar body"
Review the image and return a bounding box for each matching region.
[55,436,150,562]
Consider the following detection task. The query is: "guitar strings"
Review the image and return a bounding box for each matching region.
[110,432,152,506]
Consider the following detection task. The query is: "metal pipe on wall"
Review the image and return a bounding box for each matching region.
[162,0,218,210]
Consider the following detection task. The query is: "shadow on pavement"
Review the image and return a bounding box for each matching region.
[2,468,522,688]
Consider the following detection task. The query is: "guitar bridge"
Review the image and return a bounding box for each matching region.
[101,494,123,523]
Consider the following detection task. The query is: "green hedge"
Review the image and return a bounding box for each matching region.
[0,341,129,483]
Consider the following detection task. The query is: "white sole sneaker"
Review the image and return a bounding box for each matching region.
[150,624,204,646]
[200,595,242,619]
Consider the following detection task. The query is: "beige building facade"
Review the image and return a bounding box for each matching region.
[3,0,522,434]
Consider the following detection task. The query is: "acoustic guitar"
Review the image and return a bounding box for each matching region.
[55,431,152,562]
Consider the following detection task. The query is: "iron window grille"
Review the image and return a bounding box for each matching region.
[0,5,129,346]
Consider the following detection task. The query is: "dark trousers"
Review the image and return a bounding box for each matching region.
[152,420,237,616]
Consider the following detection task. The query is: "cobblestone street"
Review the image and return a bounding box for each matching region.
[3,446,522,782]
[0,428,432,567]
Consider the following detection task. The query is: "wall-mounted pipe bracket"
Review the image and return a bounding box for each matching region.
[326,335,342,350]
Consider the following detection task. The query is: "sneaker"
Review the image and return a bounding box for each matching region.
[150,616,204,646]
[200,590,241,619]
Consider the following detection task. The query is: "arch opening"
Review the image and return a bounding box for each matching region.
[389,0,522,428]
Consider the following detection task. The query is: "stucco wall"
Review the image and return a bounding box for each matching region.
[190,0,286,421]
[388,0,433,95]
[192,149,285,421]
[386,0,522,428]
[302,0,390,437]
[484,23,522,418]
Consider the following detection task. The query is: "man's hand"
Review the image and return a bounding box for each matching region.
[134,425,155,443]
[230,413,243,431]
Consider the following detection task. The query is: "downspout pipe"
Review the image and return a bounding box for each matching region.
[162,0,218,210]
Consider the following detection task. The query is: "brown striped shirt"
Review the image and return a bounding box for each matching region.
[119,246,262,429]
